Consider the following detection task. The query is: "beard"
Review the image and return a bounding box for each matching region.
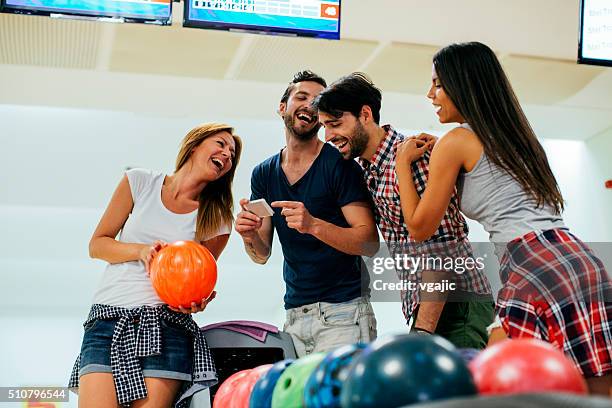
[346,121,369,159]
[284,112,321,141]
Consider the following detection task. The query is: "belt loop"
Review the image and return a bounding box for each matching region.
[317,302,323,319]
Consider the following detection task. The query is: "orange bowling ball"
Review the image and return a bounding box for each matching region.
[149,240,217,308]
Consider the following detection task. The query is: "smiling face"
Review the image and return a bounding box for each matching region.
[319,111,369,160]
[190,131,236,181]
[280,80,326,140]
[427,65,465,124]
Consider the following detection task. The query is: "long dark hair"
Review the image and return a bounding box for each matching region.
[175,123,242,241]
[433,42,564,214]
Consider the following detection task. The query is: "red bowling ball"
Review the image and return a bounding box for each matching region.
[232,364,273,408]
[469,339,588,395]
[213,369,252,408]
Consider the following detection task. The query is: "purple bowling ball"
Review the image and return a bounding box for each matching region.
[457,348,480,363]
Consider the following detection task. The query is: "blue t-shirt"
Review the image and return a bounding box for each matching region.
[251,143,371,309]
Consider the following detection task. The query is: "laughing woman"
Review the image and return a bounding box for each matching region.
[395,42,611,395]
[69,123,242,407]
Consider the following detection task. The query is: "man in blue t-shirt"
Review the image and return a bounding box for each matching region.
[235,71,379,356]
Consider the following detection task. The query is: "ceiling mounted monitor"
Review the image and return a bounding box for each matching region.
[578,0,612,66]
[0,0,172,25]
[183,0,341,40]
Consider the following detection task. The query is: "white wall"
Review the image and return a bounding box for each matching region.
[585,128,612,236]
[543,137,612,241]
[1,103,610,397]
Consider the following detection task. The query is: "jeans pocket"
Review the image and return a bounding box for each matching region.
[320,303,359,327]
[83,319,101,332]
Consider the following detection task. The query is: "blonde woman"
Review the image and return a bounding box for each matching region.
[69,123,242,407]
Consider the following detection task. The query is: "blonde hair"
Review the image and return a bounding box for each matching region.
[175,123,242,242]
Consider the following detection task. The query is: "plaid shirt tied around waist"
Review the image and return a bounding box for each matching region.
[68,304,217,407]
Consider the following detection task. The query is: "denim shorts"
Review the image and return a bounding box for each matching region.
[78,317,193,381]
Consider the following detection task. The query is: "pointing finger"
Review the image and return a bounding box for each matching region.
[271,201,301,209]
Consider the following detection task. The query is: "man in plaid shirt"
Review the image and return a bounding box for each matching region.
[315,73,494,348]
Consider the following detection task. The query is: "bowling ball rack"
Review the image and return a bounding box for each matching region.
[196,325,297,406]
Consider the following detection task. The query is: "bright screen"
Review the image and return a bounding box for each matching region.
[184,0,341,40]
[579,0,612,66]
[1,0,172,24]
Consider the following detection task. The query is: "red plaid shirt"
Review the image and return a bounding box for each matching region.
[359,125,491,318]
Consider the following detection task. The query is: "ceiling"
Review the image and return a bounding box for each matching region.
[1,2,612,141]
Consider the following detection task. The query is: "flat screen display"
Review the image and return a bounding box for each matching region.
[579,0,612,66]
[1,0,172,24]
[184,0,341,40]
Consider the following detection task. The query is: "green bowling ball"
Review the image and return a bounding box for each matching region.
[271,352,326,408]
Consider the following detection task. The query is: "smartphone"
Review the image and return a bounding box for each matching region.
[245,198,274,217]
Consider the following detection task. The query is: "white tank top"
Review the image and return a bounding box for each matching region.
[91,168,231,308]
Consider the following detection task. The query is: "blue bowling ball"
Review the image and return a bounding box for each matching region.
[249,359,294,408]
[341,334,477,408]
[304,343,367,408]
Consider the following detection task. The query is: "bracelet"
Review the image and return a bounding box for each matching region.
[413,327,433,334]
